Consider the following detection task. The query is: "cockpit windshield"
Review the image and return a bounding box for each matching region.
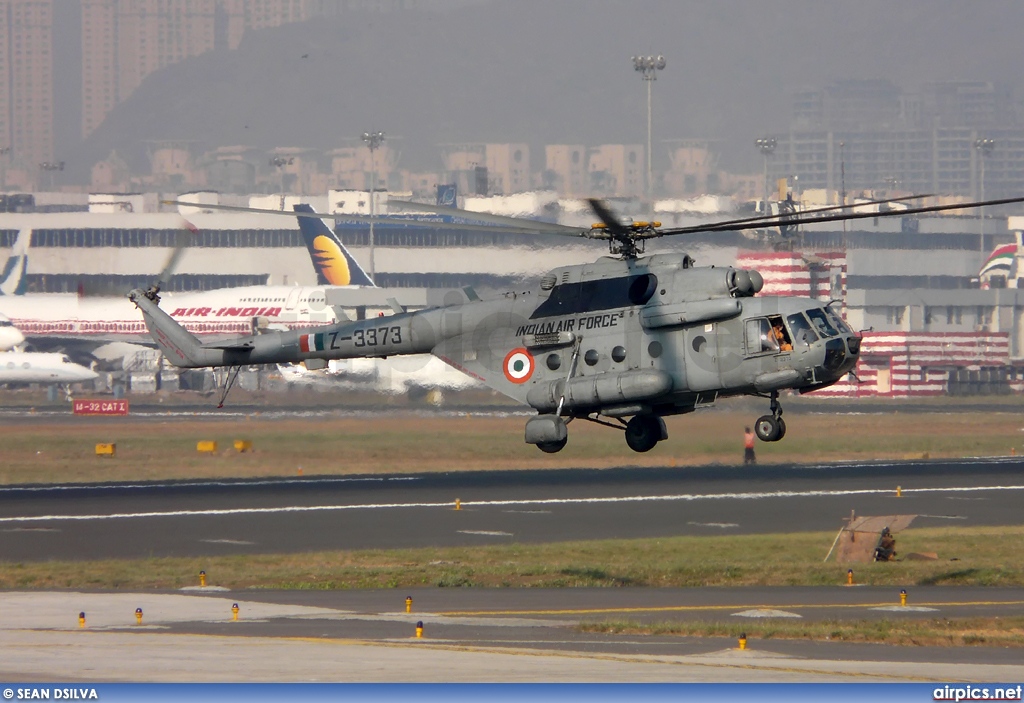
[806,308,838,338]
[786,313,818,346]
[61,355,72,364]
[825,306,851,334]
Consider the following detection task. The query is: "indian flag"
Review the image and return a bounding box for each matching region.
[980,244,1017,277]
[299,333,324,353]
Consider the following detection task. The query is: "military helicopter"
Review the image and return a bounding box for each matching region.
[130,194,1024,453]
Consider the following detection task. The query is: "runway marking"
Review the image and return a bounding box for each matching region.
[732,609,802,618]
[0,476,419,494]
[200,539,255,545]
[436,600,1024,617]
[2,484,1023,523]
[458,530,513,537]
[688,522,739,528]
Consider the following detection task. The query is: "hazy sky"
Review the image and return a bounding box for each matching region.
[60,0,1024,182]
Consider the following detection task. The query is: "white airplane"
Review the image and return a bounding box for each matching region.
[0,205,373,359]
[0,314,24,350]
[0,351,98,385]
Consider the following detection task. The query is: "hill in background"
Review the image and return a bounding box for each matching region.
[66,0,1024,183]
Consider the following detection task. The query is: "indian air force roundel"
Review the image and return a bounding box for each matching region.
[503,348,534,383]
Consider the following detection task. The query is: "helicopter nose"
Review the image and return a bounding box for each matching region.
[822,338,847,373]
[847,335,861,356]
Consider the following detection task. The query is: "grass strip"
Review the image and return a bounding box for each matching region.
[1,525,1022,590]
[3,409,1024,484]
[578,616,1024,648]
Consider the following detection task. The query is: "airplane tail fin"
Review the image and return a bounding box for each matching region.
[0,229,30,295]
[293,204,375,287]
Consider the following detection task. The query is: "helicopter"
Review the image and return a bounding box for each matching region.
[129,193,1024,453]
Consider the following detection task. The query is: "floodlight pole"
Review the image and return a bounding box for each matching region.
[362,131,385,280]
[974,138,994,261]
[755,137,776,216]
[632,55,665,204]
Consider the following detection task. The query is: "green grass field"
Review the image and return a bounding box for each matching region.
[578,617,1024,648]
[2,526,1021,590]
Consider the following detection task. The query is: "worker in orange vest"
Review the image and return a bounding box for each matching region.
[743,427,756,465]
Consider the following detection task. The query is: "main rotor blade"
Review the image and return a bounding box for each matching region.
[585,198,631,239]
[77,217,197,298]
[660,193,933,236]
[162,199,590,238]
[658,194,1024,237]
[387,199,588,236]
[153,218,197,294]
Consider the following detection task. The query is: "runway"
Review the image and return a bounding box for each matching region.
[1,588,1023,682]
[2,457,1024,682]
[0,457,1022,561]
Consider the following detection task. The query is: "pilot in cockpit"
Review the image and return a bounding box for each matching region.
[770,319,792,352]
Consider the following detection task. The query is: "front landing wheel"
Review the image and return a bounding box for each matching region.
[624,415,666,453]
[754,415,781,442]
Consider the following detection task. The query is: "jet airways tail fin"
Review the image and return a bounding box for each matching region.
[294,204,375,288]
[0,229,30,295]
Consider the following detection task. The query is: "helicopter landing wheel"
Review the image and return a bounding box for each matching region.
[754,415,782,442]
[537,437,568,454]
[774,417,786,441]
[624,415,665,453]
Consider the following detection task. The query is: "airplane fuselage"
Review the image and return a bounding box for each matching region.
[0,285,342,347]
[0,351,98,384]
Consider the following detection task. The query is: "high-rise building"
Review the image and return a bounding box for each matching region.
[777,80,1024,200]
[81,0,219,139]
[80,0,333,140]
[544,145,585,196]
[587,144,643,197]
[0,0,54,170]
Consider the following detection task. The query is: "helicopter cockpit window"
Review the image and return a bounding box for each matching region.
[746,316,791,355]
[806,308,838,338]
[825,306,851,334]
[786,313,818,346]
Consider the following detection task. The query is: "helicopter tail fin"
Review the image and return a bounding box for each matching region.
[128,289,229,368]
[0,229,30,296]
[294,204,375,288]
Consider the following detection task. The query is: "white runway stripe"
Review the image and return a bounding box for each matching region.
[1,484,1022,523]
[0,476,419,493]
